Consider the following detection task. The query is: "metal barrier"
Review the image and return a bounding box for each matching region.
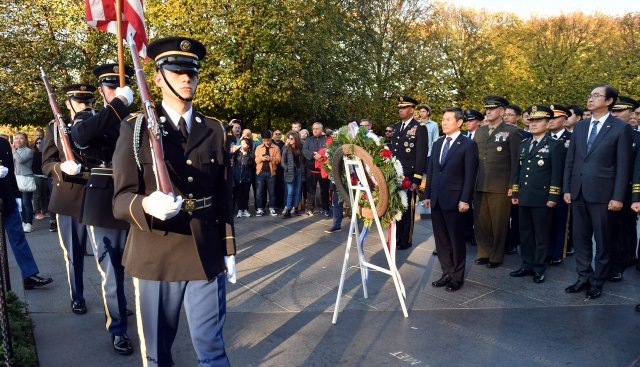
[0,199,13,365]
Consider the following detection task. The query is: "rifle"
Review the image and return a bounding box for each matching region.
[127,33,174,195]
[39,67,76,162]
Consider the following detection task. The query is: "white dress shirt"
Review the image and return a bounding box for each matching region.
[162,101,193,133]
[439,131,461,163]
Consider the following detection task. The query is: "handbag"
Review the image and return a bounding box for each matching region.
[16,174,36,192]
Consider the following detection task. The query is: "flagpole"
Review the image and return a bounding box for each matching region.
[115,0,125,88]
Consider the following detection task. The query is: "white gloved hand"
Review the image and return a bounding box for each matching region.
[141,191,183,221]
[15,198,22,212]
[116,86,134,107]
[224,255,236,284]
[60,160,81,176]
[0,165,8,178]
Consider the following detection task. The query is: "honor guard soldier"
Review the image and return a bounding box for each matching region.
[609,96,640,281]
[510,105,565,283]
[473,95,523,268]
[112,36,236,366]
[547,105,572,264]
[42,84,94,315]
[69,63,135,355]
[389,96,429,250]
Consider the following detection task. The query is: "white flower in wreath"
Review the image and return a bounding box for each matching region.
[393,158,404,183]
[366,131,382,146]
[398,190,408,209]
[394,210,403,221]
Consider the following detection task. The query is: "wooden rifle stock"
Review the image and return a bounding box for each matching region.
[39,67,76,162]
[127,34,174,195]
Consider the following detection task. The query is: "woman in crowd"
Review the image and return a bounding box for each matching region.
[32,137,50,220]
[299,129,309,210]
[12,132,34,232]
[233,138,255,218]
[281,131,303,218]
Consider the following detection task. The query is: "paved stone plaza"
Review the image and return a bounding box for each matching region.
[7,214,640,366]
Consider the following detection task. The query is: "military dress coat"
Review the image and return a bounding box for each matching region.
[474,122,522,193]
[389,118,429,184]
[112,106,236,282]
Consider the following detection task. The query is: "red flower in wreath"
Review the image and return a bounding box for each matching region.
[380,148,392,159]
[401,176,411,190]
[316,148,329,178]
[326,136,333,145]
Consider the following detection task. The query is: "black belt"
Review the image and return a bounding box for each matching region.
[90,167,114,176]
[182,196,213,212]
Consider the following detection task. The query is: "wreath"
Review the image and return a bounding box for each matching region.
[322,122,409,227]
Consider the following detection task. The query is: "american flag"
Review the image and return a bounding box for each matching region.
[85,0,147,58]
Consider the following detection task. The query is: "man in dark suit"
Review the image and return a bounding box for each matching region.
[563,84,632,300]
[389,96,429,250]
[424,107,478,292]
[473,95,523,268]
[510,105,565,284]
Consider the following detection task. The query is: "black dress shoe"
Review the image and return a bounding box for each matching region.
[509,268,534,277]
[505,248,518,255]
[397,242,412,250]
[126,308,134,317]
[112,333,134,355]
[445,280,463,292]
[635,304,640,313]
[533,273,545,283]
[565,248,575,256]
[431,275,452,288]
[608,272,623,282]
[586,286,602,300]
[432,250,438,256]
[324,227,341,234]
[486,262,502,268]
[549,258,563,265]
[23,275,53,290]
[72,301,87,315]
[565,280,589,293]
[474,257,489,265]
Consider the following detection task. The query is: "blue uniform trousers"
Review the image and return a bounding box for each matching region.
[88,226,128,335]
[57,214,87,303]
[4,206,39,279]
[134,273,230,367]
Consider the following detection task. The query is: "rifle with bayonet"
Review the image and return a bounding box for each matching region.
[127,33,174,195]
[39,67,76,163]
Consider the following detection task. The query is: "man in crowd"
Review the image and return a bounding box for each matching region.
[303,122,330,216]
[563,84,631,300]
[255,130,282,216]
[424,107,478,292]
[473,95,522,268]
[419,104,440,173]
[389,96,428,250]
[463,109,483,141]
[510,105,565,284]
[112,36,236,365]
[291,121,302,132]
[566,105,584,133]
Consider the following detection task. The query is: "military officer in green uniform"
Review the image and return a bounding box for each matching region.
[509,105,565,283]
[473,95,523,267]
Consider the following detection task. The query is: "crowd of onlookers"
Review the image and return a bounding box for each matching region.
[0,128,56,233]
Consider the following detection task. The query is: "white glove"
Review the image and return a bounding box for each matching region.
[225,255,236,284]
[0,165,8,178]
[116,86,134,107]
[60,160,82,176]
[141,191,183,221]
[15,198,22,212]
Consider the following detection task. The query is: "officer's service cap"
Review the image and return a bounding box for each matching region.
[92,63,134,87]
[483,95,509,109]
[62,84,96,102]
[463,109,484,121]
[528,105,554,120]
[147,36,207,73]
[550,104,572,118]
[612,96,639,111]
[397,96,419,108]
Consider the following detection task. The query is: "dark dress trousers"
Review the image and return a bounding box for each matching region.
[426,134,478,281]
[548,130,571,261]
[473,122,522,263]
[512,135,565,274]
[389,118,429,247]
[563,115,632,288]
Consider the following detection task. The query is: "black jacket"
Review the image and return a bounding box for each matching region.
[0,137,19,215]
[232,149,255,184]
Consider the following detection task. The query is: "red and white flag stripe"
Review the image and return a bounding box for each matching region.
[85,0,148,58]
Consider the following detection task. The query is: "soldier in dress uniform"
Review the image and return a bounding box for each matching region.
[510,105,566,283]
[609,96,640,281]
[112,36,236,366]
[69,63,135,355]
[546,104,572,265]
[473,95,523,268]
[389,96,429,250]
[462,109,484,247]
[42,83,94,315]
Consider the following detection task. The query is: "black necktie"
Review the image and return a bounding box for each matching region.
[178,117,188,141]
[529,140,538,153]
[587,120,599,152]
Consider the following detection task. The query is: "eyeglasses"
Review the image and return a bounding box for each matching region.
[503,113,518,117]
[385,130,394,133]
[587,93,605,100]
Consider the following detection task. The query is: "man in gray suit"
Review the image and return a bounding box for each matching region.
[563,84,632,300]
